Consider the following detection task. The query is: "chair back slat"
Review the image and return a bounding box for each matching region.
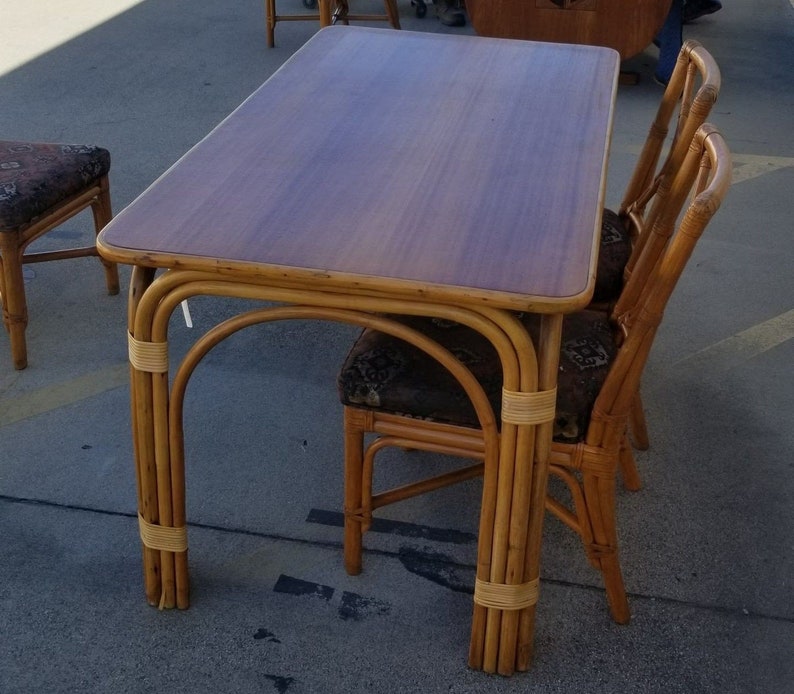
[618,41,721,274]
[588,125,731,447]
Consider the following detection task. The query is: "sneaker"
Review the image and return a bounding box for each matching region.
[683,0,722,23]
[438,6,466,26]
[653,72,669,87]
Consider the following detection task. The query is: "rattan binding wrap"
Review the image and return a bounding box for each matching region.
[501,387,557,425]
[128,332,168,373]
[138,514,188,553]
[473,577,539,610]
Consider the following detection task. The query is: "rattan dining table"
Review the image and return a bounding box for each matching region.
[97,26,619,676]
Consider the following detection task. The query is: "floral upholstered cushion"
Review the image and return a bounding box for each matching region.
[0,141,110,231]
[593,208,632,303]
[337,310,618,444]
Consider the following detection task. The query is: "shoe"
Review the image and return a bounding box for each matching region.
[683,0,722,23]
[438,7,465,26]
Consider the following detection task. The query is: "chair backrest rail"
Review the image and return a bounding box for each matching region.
[591,125,731,446]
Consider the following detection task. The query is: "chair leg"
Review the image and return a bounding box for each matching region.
[265,0,276,48]
[582,472,631,623]
[385,0,401,28]
[343,406,368,575]
[91,177,120,296]
[619,435,642,491]
[629,391,650,450]
[0,231,29,369]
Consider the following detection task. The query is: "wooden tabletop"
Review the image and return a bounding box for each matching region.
[99,27,619,313]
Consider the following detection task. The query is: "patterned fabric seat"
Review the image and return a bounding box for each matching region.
[0,141,110,230]
[594,208,632,303]
[0,139,118,369]
[338,309,618,444]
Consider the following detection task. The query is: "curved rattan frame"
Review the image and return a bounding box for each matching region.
[606,40,721,453]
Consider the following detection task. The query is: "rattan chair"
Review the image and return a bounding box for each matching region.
[0,140,119,369]
[336,124,731,623]
[265,0,401,48]
[596,40,720,453]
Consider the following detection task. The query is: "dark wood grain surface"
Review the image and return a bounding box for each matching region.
[99,27,618,311]
[465,0,670,61]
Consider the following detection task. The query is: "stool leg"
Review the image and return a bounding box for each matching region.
[265,0,276,48]
[91,176,120,295]
[385,0,401,28]
[629,391,650,450]
[0,231,29,369]
[320,0,334,26]
[582,471,630,623]
[619,435,642,491]
[343,406,367,575]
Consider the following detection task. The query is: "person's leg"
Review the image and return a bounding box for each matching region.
[655,0,683,85]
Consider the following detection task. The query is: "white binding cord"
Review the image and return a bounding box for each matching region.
[180,300,193,328]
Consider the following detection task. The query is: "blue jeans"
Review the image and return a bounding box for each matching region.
[655,0,683,84]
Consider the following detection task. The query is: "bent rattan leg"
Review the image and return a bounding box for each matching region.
[265,0,276,48]
[385,0,401,28]
[91,177,120,295]
[619,434,642,491]
[343,406,367,575]
[0,231,29,369]
[581,470,630,623]
[629,391,650,450]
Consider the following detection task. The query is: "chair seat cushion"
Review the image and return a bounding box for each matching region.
[337,310,618,443]
[0,141,110,231]
[594,207,632,303]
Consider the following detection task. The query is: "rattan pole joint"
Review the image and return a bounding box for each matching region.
[128,332,168,373]
[473,577,539,610]
[587,542,615,559]
[344,507,369,523]
[635,306,663,330]
[501,387,557,426]
[568,441,619,475]
[138,514,188,553]
[2,307,27,324]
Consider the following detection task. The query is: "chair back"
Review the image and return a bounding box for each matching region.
[620,41,721,274]
[590,124,732,449]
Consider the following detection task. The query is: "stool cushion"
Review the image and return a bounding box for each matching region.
[593,207,632,303]
[337,310,618,443]
[0,141,110,231]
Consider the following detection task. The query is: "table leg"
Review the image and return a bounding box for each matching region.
[466,309,560,675]
[516,313,563,671]
[319,0,332,26]
[127,266,163,606]
[128,267,191,610]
